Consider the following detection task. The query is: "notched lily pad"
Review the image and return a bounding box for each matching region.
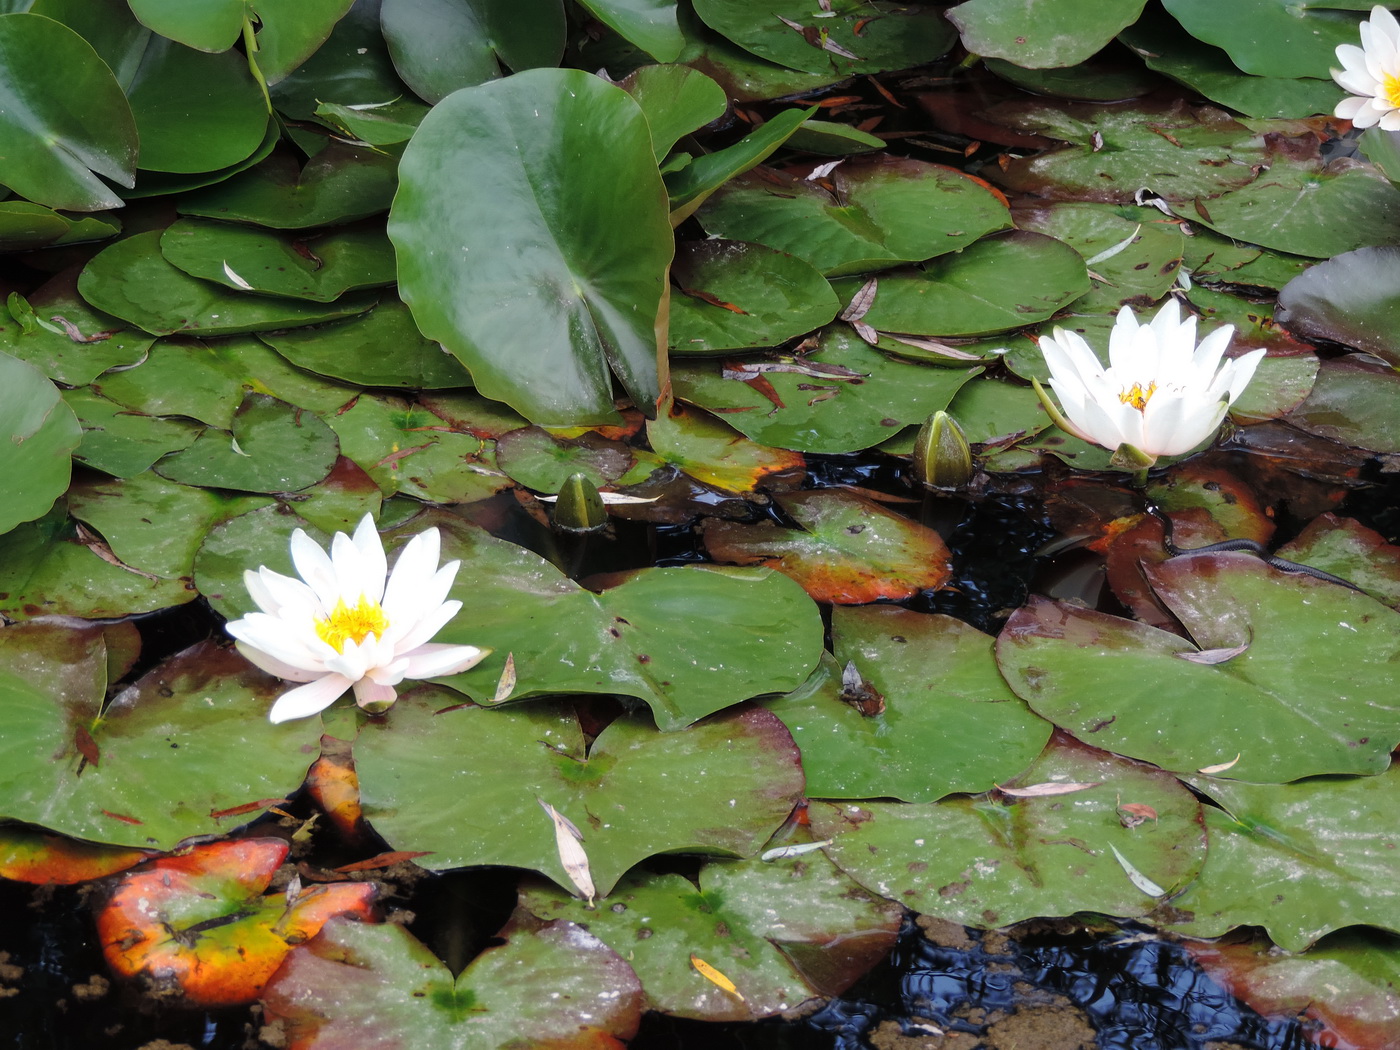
[1276,246,1400,369]
[702,489,952,603]
[353,691,805,896]
[520,853,902,1020]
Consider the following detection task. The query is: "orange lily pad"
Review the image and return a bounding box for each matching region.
[304,737,364,843]
[0,825,149,884]
[98,838,377,1007]
[702,489,951,603]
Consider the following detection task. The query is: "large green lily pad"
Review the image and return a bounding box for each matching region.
[1160,0,1369,80]
[697,157,1012,277]
[390,68,672,425]
[762,608,1052,802]
[949,0,1148,69]
[0,640,322,850]
[829,231,1090,336]
[354,691,804,895]
[261,916,643,1049]
[996,553,1400,783]
[1277,513,1400,611]
[811,735,1208,926]
[1286,355,1400,454]
[672,327,982,454]
[521,854,902,1020]
[1169,770,1400,951]
[702,489,952,603]
[620,63,727,162]
[0,13,137,211]
[63,389,203,478]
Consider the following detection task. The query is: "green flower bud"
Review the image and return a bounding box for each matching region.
[912,411,972,489]
[552,473,608,533]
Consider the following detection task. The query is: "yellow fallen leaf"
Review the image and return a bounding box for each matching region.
[690,954,744,1001]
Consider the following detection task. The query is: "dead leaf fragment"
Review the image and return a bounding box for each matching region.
[691,954,744,1000]
[538,799,595,906]
[996,781,1102,798]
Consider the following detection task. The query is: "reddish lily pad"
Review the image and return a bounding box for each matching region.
[304,737,365,845]
[98,838,377,1007]
[1186,930,1400,1050]
[645,403,806,493]
[1276,513,1400,610]
[520,853,902,1020]
[1168,770,1400,950]
[0,826,149,885]
[996,554,1400,783]
[355,692,805,896]
[702,489,952,603]
[261,914,643,1049]
[811,734,1207,927]
[761,607,1052,802]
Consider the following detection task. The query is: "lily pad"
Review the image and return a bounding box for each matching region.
[996,553,1400,783]
[1286,355,1400,454]
[390,68,672,426]
[0,826,148,885]
[322,393,506,504]
[495,426,656,493]
[691,0,954,76]
[672,328,982,454]
[762,608,1052,802]
[0,640,323,849]
[380,0,566,103]
[0,201,119,251]
[669,239,840,354]
[95,337,247,429]
[160,218,396,302]
[988,99,1266,204]
[1275,246,1400,368]
[387,510,824,731]
[261,915,643,1048]
[154,393,339,494]
[178,145,400,229]
[949,0,1148,69]
[0,276,153,385]
[1013,201,1184,314]
[0,351,81,536]
[520,854,902,1020]
[644,403,806,491]
[98,839,376,1006]
[829,231,1090,336]
[0,13,137,211]
[78,231,379,337]
[697,157,1012,277]
[702,489,952,603]
[354,691,805,894]
[1160,0,1368,80]
[259,297,474,388]
[1169,770,1400,950]
[810,735,1208,927]
[665,107,814,223]
[619,63,728,162]
[1277,513,1400,611]
[1174,160,1400,259]
[63,388,203,478]
[1120,12,1344,120]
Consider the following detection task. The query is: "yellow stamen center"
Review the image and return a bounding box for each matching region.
[315,595,389,652]
[1119,381,1156,412]
[1384,72,1400,109]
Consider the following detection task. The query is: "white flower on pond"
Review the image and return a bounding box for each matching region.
[1332,6,1400,130]
[1035,300,1265,462]
[226,515,489,723]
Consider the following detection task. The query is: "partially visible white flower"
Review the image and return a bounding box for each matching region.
[226,515,489,723]
[1034,300,1265,462]
[1332,6,1400,130]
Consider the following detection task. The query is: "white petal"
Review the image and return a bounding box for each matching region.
[325,636,373,681]
[290,529,341,609]
[1336,94,1374,120]
[391,599,464,655]
[382,528,443,614]
[401,643,491,680]
[1374,5,1400,50]
[1333,64,1380,97]
[269,674,353,723]
[351,514,388,600]
[352,678,397,709]
[1380,109,1400,130]
[1353,103,1384,127]
[235,640,325,683]
[252,567,321,619]
[1189,324,1236,380]
[383,561,459,635]
[227,614,329,673]
[1224,349,1267,403]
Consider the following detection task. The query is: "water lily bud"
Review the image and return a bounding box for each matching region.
[912,411,972,489]
[552,473,608,533]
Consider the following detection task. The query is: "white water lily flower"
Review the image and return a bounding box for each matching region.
[1332,6,1400,130]
[1036,300,1265,462]
[226,515,489,723]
